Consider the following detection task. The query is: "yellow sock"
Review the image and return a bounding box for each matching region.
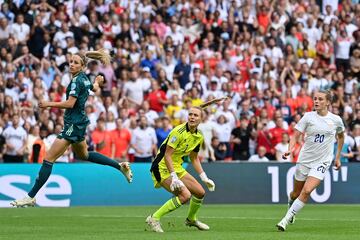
[153,197,182,220]
[187,196,203,221]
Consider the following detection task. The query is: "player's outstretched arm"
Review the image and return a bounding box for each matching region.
[189,151,215,191]
[38,96,77,109]
[282,129,302,160]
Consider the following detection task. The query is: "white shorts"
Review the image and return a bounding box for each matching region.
[294,162,331,181]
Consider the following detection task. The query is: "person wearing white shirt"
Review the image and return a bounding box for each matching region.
[335,30,352,72]
[275,133,290,162]
[213,114,232,158]
[277,90,345,232]
[344,14,358,38]
[53,23,74,49]
[303,17,321,48]
[322,4,338,24]
[264,38,284,65]
[11,14,30,45]
[2,114,27,163]
[131,116,157,162]
[164,21,184,47]
[122,70,145,108]
[161,54,176,82]
[248,146,270,162]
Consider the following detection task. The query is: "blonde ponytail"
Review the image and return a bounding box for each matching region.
[84,48,112,66]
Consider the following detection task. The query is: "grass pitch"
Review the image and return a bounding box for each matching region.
[0,204,359,240]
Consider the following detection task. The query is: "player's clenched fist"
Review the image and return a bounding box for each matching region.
[200,172,216,191]
[38,100,49,108]
[95,75,104,86]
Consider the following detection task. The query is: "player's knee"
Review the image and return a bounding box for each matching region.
[301,187,312,197]
[75,153,88,161]
[195,187,206,199]
[178,189,191,204]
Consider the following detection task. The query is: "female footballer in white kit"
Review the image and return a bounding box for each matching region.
[276,90,345,231]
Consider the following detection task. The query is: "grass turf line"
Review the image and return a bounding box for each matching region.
[0,204,359,240]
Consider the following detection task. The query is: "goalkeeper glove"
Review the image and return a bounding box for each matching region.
[170,172,184,192]
[200,172,215,191]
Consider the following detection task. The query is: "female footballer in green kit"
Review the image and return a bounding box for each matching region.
[146,97,227,233]
[11,50,132,207]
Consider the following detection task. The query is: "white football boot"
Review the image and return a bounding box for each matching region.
[146,215,164,233]
[119,162,133,183]
[276,217,289,232]
[10,196,36,208]
[185,218,210,230]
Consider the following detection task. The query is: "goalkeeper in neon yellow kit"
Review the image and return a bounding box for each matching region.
[146,98,227,233]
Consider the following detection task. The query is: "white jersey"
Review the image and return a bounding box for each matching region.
[296,111,345,165]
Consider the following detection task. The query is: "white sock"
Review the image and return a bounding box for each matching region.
[285,199,305,222]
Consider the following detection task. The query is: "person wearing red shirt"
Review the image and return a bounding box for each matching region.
[269,117,288,159]
[257,5,271,33]
[256,120,272,158]
[146,81,168,115]
[91,118,113,157]
[295,88,313,112]
[111,118,131,161]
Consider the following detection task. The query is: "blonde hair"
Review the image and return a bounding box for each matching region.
[75,49,112,66]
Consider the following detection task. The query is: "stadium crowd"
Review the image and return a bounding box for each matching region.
[0,0,359,164]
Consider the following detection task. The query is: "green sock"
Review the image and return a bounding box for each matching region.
[86,152,119,170]
[187,196,204,221]
[153,197,182,220]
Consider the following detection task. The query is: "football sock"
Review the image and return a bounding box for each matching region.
[153,197,182,220]
[285,198,305,221]
[87,152,119,170]
[28,160,53,198]
[187,195,204,221]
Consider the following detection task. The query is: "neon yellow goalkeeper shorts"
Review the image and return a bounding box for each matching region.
[151,167,188,188]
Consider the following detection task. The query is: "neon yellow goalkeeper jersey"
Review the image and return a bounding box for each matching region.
[152,122,204,171]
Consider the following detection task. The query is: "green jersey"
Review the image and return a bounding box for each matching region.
[64,72,93,125]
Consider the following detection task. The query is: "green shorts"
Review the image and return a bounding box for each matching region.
[151,166,188,188]
[57,123,87,144]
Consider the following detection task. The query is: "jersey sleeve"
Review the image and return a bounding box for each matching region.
[294,113,309,133]
[193,143,201,153]
[335,116,345,134]
[166,130,182,149]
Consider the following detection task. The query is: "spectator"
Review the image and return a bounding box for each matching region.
[155,116,172,148]
[230,117,252,161]
[91,118,113,158]
[210,136,227,161]
[130,116,157,162]
[145,81,168,116]
[248,146,270,162]
[174,52,191,89]
[11,14,30,45]
[2,114,27,163]
[111,118,131,162]
[275,133,290,162]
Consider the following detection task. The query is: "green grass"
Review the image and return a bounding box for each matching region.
[0,204,359,240]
